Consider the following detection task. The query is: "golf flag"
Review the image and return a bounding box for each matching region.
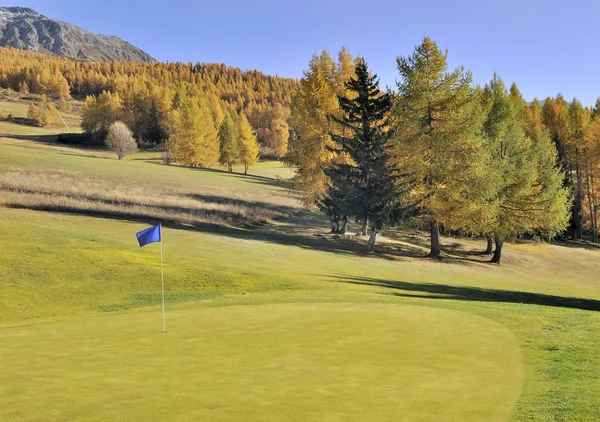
[135,223,167,333]
[136,224,161,247]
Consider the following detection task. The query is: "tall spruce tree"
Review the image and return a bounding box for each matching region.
[394,37,492,258]
[323,58,399,252]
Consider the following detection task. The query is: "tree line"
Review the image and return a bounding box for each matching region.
[0,47,296,169]
[287,38,581,263]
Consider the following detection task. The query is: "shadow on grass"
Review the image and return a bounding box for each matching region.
[145,161,285,188]
[553,239,600,251]
[2,133,59,143]
[5,203,423,260]
[327,275,600,312]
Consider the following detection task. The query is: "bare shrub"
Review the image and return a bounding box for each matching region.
[162,148,176,165]
[106,121,138,160]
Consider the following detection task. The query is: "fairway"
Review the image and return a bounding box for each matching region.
[0,303,522,421]
[2,138,600,421]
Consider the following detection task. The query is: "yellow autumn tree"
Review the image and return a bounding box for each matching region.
[237,113,259,174]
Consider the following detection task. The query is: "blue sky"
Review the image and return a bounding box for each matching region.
[9,0,600,105]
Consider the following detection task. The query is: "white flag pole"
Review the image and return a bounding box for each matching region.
[160,225,166,333]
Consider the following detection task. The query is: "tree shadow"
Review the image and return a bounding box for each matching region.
[144,161,286,188]
[553,239,600,251]
[6,202,423,260]
[183,193,301,216]
[326,275,600,312]
[1,133,59,143]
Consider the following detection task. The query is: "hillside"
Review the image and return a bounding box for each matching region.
[0,7,155,63]
[1,130,600,420]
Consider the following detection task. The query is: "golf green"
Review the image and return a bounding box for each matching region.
[0,303,523,421]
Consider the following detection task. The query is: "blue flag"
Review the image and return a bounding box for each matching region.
[136,224,161,247]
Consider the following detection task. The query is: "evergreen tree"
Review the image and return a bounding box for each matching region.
[237,113,259,174]
[324,58,399,252]
[218,112,240,172]
[394,37,491,258]
[146,99,167,145]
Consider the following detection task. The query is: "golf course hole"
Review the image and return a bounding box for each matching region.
[0,303,523,421]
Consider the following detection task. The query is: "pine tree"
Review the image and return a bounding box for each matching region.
[394,37,491,258]
[218,112,240,172]
[324,58,399,252]
[237,113,259,174]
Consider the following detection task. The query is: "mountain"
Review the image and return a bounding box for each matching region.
[0,7,155,63]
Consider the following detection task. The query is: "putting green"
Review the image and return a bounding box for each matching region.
[0,303,522,421]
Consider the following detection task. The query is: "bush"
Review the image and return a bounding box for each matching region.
[161,148,176,165]
[105,121,138,160]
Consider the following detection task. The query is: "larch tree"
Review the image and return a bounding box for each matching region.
[585,116,600,242]
[482,79,570,264]
[566,99,591,239]
[394,37,492,258]
[168,95,219,167]
[288,47,355,222]
[218,111,240,172]
[324,58,400,252]
[237,113,259,174]
[269,102,289,158]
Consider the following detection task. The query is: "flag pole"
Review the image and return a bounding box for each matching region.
[160,225,166,333]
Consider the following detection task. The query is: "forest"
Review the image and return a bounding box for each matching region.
[1,38,599,263]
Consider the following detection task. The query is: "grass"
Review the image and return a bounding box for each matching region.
[1,130,600,420]
[0,303,522,422]
[0,167,298,227]
[0,95,83,136]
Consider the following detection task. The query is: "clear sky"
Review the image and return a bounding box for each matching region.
[9,0,600,105]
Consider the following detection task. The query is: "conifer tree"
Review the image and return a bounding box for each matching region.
[324,58,399,252]
[169,96,219,167]
[482,77,569,264]
[218,112,240,172]
[237,113,259,174]
[269,102,289,158]
[288,48,355,207]
[567,100,591,239]
[146,99,167,145]
[394,37,491,258]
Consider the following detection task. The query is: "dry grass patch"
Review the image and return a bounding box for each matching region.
[0,168,301,227]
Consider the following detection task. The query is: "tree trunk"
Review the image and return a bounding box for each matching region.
[244,161,248,175]
[340,216,348,235]
[485,238,493,255]
[427,221,441,258]
[361,217,368,236]
[490,239,503,264]
[329,220,337,234]
[366,229,378,252]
